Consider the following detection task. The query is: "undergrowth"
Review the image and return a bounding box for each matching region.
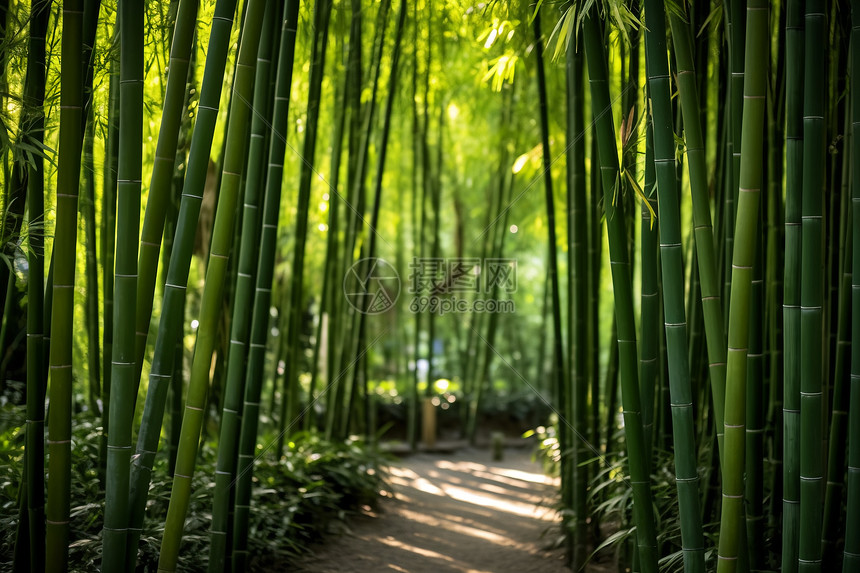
[0,405,391,572]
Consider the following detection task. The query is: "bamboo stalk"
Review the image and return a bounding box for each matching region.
[100,32,119,483]
[844,4,860,570]
[24,2,50,570]
[566,26,588,570]
[643,2,705,569]
[669,11,728,463]
[798,2,826,571]
[716,1,768,571]
[45,3,83,570]
[102,0,144,567]
[583,10,658,572]
[533,14,569,541]
[783,0,804,569]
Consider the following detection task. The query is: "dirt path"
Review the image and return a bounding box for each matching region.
[296,447,570,573]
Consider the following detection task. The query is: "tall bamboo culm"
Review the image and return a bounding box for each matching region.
[565,27,588,572]
[24,2,50,570]
[798,1,825,570]
[643,1,704,570]
[844,2,860,570]
[582,10,658,573]
[531,13,569,562]
[45,3,83,571]
[783,1,804,570]
[668,11,728,463]
[102,0,144,570]
[716,1,767,571]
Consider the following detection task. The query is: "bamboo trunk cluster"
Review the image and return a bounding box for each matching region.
[5,0,860,571]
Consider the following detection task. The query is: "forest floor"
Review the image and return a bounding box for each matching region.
[290,446,574,573]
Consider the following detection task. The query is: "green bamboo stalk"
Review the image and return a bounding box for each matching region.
[163,28,198,478]
[406,12,421,448]
[74,0,104,420]
[533,2,568,457]
[798,3,826,571]
[844,5,860,570]
[669,11,728,462]
[81,110,100,417]
[764,3,786,537]
[157,2,266,570]
[208,3,279,568]
[716,1,767,571]
[745,220,765,569]
[424,101,443,410]
[232,2,300,566]
[24,2,50,570]
[724,0,745,316]
[783,0,804,569]
[133,0,201,394]
[822,38,853,567]
[0,0,18,348]
[532,3,571,558]
[308,67,346,434]
[102,0,144,569]
[45,2,83,570]
[640,116,658,457]
[583,10,658,573]
[643,3,704,568]
[566,27,588,570]
[823,207,851,564]
[100,39,119,481]
[321,66,348,441]
[126,0,239,566]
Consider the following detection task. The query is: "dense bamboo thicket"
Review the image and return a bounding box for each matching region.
[0,0,857,571]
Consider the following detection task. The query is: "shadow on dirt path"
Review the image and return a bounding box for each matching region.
[296,447,570,573]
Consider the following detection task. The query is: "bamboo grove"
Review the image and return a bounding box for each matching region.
[0,0,858,571]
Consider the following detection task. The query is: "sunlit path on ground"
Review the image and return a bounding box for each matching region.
[294,448,569,573]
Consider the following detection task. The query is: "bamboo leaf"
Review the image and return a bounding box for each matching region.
[550,6,576,62]
[624,169,656,229]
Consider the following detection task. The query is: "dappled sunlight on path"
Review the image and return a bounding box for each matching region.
[296,447,569,573]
